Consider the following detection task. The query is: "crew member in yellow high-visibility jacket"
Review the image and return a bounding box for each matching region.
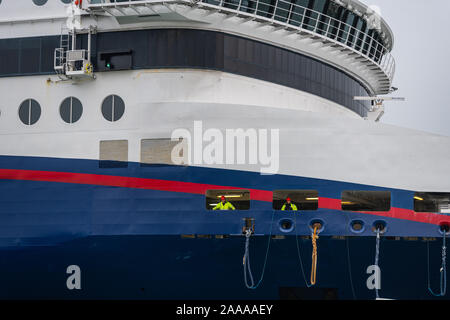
[281,197,298,211]
[213,196,236,210]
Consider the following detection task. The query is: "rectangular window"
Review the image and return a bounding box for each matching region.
[0,38,20,75]
[206,190,250,210]
[273,190,319,211]
[341,191,391,212]
[414,193,450,214]
[140,138,186,166]
[20,38,41,74]
[289,0,307,27]
[99,140,128,168]
[274,0,291,23]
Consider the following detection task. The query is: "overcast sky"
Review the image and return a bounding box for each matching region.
[366,0,450,137]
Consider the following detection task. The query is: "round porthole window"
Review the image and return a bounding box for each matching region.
[60,97,83,124]
[350,220,365,233]
[279,218,294,233]
[61,0,72,3]
[32,0,48,6]
[101,95,125,122]
[19,99,41,125]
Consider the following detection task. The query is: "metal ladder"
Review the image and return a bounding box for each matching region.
[54,26,71,79]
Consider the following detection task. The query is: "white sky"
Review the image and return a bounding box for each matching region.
[367,0,450,137]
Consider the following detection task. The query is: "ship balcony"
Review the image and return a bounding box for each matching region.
[85,0,395,94]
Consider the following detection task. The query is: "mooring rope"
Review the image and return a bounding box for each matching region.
[294,214,320,287]
[427,230,447,297]
[346,236,357,300]
[310,225,319,285]
[294,214,313,288]
[374,228,381,299]
[242,211,275,289]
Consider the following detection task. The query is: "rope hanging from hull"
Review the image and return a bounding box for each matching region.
[294,214,313,288]
[294,214,320,287]
[374,228,381,299]
[242,211,274,290]
[310,225,319,286]
[428,230,447,297]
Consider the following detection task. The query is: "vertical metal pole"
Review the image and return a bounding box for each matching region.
[272,0,278,21]
[72,30,76,51]
[344,24,351,44]
[314,11,320,33]
[287,1,293,24]
[367,34,374,59]
[353,30,360,49]
[88,28,91,64]
[299,7,306,28]
[325,17,331,36]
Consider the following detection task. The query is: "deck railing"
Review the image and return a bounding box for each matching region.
[86,0,396,83]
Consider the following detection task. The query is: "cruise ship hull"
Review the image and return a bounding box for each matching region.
[0,233,446,300]
[0,155,449,299]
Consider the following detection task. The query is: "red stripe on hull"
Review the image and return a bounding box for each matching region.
[0,169,273,202]
[0,168,448,226]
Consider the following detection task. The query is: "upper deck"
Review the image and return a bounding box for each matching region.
[0,0,395,96]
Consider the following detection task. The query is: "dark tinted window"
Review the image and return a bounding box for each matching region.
[341,191,391,212]
[60,97,83,124]
[273,190,319,210]
[414,193,450,214]
[101,95,125,122]
[19,99,41,125]
[312,0,327,12]
[274,0,291,23]
[206,190,250,210]
[0,39,19,75]
[289,0,309,27]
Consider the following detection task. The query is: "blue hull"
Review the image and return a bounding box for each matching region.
[0,235,447,300]
[0,155,448,299]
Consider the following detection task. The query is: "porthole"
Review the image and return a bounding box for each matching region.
[309,219,325,233]
[61,0,72,3]
[60,97,83,124]
[439,222,450,235]
[350,220,365,234]
[32,0,48,6]
[19,99,41,125]
[279,218,294,233]
[101,95,125,122]
[372,220,387,234]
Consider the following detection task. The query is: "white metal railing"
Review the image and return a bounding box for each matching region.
[85,0,396,83]
[54,47,66,71]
